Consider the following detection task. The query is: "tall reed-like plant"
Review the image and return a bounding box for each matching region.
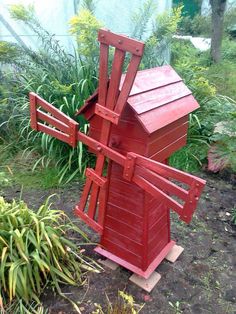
[0,4,101,183]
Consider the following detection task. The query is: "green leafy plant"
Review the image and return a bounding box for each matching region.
[0,196,100,312]
[231,208,236,225]
[131,0,156,40]
[141,5,183,68]
[0,4,100,184]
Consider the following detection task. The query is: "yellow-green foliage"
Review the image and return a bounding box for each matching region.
[154,5,183,40]
[9,4,34,22]
[0,41,20,63]
[69,9,102,59]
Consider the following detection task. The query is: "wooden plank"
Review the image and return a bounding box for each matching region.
[120,65,182,96]
[148,237,169,264]
[148,116,188,141]
[135,166,188,201]
[137,95,199,134]
[148,214,168,245]
[128,81,192,115]
[100,238,142,267]
[86,168,107,188]
[108,135,147,156]
[107,191,144,216]
[97,187,107,226]
[29,93,38,130]
[132,175,184,216]
[108,177,144,202]
[35,94,74,125]
[111,119,147,141]
[134,150,193,185]
[37,110,69,134]
[98,28,144,56]
[106,203,143,224]
[147,122,188,156]
[106,48,125,110]
[105,215,143,242]
[95,103,120,124]
[78,178,92,212]
[98,43,109,108]
[150,135,187,162]
[102,227,143,256]
[77,131,126,167]
[115,55,142,116]
[149,203,167,229]
[37,123,70,144]
[74,206,103,234]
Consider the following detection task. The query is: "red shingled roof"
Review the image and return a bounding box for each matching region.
[77,65,200,135]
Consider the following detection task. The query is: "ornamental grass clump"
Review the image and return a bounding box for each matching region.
[0,196,99,310]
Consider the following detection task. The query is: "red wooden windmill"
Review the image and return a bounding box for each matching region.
[30,29,205,285]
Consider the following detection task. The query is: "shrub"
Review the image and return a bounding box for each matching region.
[0,4,101,184]
[0,196,99,311]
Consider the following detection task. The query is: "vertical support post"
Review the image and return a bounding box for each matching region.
[29,92,38,131]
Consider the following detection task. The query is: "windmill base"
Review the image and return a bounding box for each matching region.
[94,240,176,279]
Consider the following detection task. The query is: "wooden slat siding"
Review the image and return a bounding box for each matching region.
[128,82,192,114]
[148,236,169,264]
[101,238,142,267]
[103,227,143,256]
[107,192,144,217]
[115,55,142,116]
[35,94,73,125]
[150,135,187,162]
[132,175,184,217]
[37,123,70,144]
[149,203,167,230]
[108,177,144,202]
[148,116,188,142]
[120,65,182,96]
[148,213,168,244]
[105,216,143,242]
[137,96,199,134]
[109,136,147,156]
[147,122,189,156]
[37,110,69,134]
[148,222,168,251]
[106,203,143,224]
[29,93,37,130]
[98,29,144,57]
[135,166,188,201]
[98,43,109,108]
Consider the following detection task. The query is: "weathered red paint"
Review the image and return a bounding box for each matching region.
[29,29,206,279]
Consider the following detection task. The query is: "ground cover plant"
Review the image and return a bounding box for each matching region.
[0,196,100,313]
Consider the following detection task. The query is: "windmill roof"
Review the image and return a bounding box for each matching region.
[77,65,200,135]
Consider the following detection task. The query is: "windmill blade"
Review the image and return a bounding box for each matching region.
[74,168,108,234]
[29,92,78,147]
[124,153,206,223]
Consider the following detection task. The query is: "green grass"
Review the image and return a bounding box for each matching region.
[0,146,76,190]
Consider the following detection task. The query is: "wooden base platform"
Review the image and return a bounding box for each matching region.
[94,240,175,279]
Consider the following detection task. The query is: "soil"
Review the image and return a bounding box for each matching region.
[1,171,236,314]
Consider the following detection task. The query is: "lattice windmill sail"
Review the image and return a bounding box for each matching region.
[30,29,206,279]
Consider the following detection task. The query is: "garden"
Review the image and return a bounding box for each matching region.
[0,1,236,313]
